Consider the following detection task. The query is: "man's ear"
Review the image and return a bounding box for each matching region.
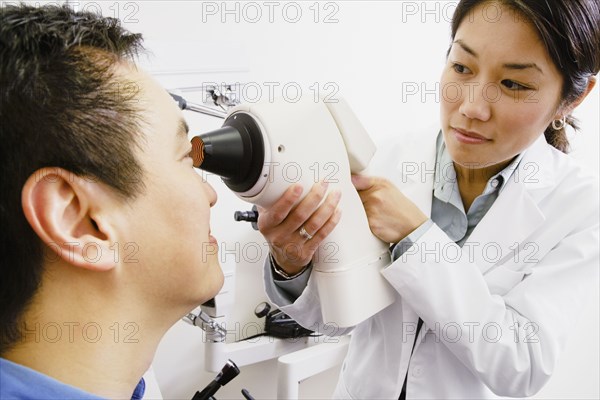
[21,167,119,271]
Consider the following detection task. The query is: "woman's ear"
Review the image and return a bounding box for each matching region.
[21,167,120,271]
[556,76,597,118]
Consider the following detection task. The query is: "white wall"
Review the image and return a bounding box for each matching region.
[28,1,599,398]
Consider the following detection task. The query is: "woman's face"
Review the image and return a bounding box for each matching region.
[440,2,564,171]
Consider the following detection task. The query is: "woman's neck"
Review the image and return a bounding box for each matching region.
[454,158,512,212]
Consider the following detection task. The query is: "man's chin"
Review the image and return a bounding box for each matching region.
[204,260,225,300]
[212,265,225,295]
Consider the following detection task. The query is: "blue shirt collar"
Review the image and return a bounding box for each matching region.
[1,357,145,400]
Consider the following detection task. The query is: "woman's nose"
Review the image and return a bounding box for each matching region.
[458,82,492,122]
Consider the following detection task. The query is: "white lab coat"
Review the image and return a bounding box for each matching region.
[268,127,599,399]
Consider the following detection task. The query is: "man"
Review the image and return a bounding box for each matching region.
[0,4,224,398]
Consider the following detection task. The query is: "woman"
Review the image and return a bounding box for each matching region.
[258,0,599,398]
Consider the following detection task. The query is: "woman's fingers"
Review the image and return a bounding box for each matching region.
[258,184,303,230]
[256,181,343,273]
[350,174,374,191]
[300,189,342,241]
[284,180,330,232]
[305,207,343,254]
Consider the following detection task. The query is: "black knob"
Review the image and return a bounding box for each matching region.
[254,302,271,318]
[234,210,258,223]
[234,206,259,231]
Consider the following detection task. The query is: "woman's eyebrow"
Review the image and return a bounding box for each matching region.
[502,62,544,74]
[453,39,477,57]
[454,39,543,74]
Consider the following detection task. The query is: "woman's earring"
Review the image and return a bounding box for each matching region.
[552,116,566,130]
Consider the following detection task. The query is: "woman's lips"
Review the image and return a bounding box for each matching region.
[452,127,491,144]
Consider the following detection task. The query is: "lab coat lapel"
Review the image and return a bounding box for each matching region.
[464,135,554,275]
[464,179,545,274]
[394,128,439,217]
[390,128,438,378]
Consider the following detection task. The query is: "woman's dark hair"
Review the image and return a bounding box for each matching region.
[0,4,145,354]
[450,0,600,153]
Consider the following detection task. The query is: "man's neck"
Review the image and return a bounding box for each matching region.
[4,315,163,399]
[2,268,173,399]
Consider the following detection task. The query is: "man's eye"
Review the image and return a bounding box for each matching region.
[182,151,194,165]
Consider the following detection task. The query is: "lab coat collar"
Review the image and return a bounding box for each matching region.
[394,128,438,217]
[507,132,557,195]
[395,130,555,275]
[466,134,554,274]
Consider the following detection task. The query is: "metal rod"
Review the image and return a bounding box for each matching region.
[185,100,227,119]
[183,310,228,342]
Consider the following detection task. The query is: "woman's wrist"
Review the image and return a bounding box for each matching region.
[270,253,310,280]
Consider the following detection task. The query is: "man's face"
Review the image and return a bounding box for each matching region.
[115,64,223,313]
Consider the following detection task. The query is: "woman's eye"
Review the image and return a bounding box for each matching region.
[501,79,530,91]
[452,63,471,74]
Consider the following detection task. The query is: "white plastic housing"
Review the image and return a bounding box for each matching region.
[227,97,396,328]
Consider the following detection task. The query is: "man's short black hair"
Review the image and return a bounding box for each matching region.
[0,4,145,354]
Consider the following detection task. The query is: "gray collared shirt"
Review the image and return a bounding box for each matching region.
[267,132,523,304]
[392,132,523,258]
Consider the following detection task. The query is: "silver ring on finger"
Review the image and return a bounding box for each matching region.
[299,226,313,241]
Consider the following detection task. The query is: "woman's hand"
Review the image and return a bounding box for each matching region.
[257,181,342,275]
[351,174,428,244]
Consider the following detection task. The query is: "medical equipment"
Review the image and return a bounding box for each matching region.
[254,302,314,339]
[184,289,308,373]
[192,359,255,400]
[173,93,396,328]
[233,205,259,231]
[184,308,227,342]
